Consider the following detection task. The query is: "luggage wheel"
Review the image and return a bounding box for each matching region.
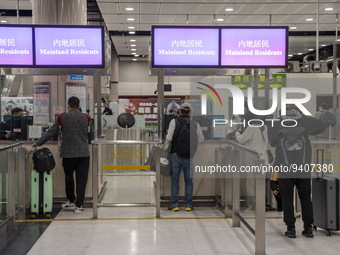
[326,230,331,237]
[313,225,317,231]
[45,213,52,219]
[31,213,37,219]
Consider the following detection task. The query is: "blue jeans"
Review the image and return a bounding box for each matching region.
[171,153,193,205]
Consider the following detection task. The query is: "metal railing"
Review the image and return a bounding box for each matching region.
[0,142,27,234]
[91,140,162,219]
[214,140,266,255]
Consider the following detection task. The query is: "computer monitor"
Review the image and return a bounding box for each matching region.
[193,115,225,140]
[3,115,11,122]
[11,116,33,140]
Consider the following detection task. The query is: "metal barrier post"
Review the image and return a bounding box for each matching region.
[232,149,240,227]
[17,147,27,220]
[92,144,99,219]
[7,150,15,231]
[255,158,266,255]
[155,147,161,218]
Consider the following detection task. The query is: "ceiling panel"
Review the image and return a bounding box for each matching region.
[97,3,119,14]
[140,3,160,14]
[159,4,181,14]
[102,14,122,23]
[140,15,158,24]
[157,15,177,24]
[178,4,201,15]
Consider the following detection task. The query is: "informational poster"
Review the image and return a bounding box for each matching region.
[35,27,104,66]
[1,97,33,117]
[33,82,50,125]
[152,27,219,67]
[221,27,287,67]
[119,98,158,121]
[65,82,87,112]
[0,26,34,66]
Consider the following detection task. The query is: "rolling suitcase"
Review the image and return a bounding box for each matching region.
[312,148,340,236]
[31,170,53,219]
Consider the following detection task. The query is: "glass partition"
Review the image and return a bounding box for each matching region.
[99,142,155,204]
[0,149,8,222]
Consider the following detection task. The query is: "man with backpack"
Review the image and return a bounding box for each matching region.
[270,106,324,238]
[164,103,204,211]
[33,96,94,214]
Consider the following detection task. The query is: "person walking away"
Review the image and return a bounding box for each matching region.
[33,96,94,214]
[164,103,204,211]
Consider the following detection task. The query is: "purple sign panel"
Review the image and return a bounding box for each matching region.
[221,28,287,67]
[153,27,219,67]
[34,27,103,66]
[0,26,33,66]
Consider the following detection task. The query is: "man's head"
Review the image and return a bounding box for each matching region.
[11,107,24,116]
[68,96,80,109]
[178,103,192,115]
[319,103,329,111]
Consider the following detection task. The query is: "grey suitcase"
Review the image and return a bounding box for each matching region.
[312,148,340,236]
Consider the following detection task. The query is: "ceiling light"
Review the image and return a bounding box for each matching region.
[130,44,136,47]
[216,18,224,22]
[298,53,303,55]
[134,55,139,57]
[130,39,136,42]
[128,27,135,29]
[131,52,136,55]
[321,44,326,47]
[133,59,137,61]
[325,8,333,11]
[337,39,340,42]
[127,18,135,21]
[126,8,134,11]
[290,26,297,30]
[131,49,136,51]
[306,18,313,21]
[308,49,314,51]
[288,55,293,57]
[225,8,234,12]
[0,20,7,23]
[129,31,135,34]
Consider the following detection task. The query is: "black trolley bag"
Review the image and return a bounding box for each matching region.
[30,148,55,218]
[312,148,340,236]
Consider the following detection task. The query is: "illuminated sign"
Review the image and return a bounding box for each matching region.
[0,26,33,66]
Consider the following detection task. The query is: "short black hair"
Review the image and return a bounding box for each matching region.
[320,103,329,110]
[11,107,23,115]
[68,96,80,108]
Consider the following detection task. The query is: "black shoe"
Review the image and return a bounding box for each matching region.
[302,225,314,238]
[285,226,296,238]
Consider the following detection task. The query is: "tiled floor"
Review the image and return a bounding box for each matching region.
[27,207,250,255]
[26,207,340,255]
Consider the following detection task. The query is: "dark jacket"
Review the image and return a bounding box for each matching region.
[36,109,94,158]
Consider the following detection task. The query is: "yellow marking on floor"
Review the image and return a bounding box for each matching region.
[103,165,150,170]
[15,216,287,223]
[16,216,230,223]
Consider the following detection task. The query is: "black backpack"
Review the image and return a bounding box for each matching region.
[276,126,310,165]
[33,148,56,173]
[173,117,198,158]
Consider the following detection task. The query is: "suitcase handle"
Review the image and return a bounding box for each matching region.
[316,148,325,179]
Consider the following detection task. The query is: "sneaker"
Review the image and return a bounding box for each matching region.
[295,212,301,217]
[285,226,296,238]
[185,204,193,211]
[74,207,85,214]
[62,201,75,211]
[302,225,314,238]
[168,204,179,212]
